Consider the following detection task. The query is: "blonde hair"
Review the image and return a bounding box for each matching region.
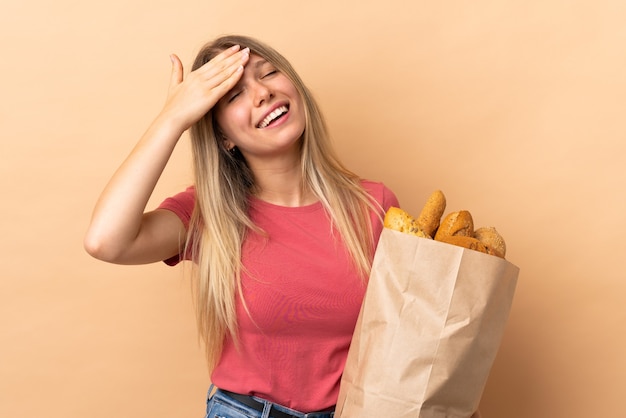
[187,35,382,370]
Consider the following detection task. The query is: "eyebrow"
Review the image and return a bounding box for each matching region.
[253,58,271,69]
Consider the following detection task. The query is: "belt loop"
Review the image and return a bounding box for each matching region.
[207,384,217,401]
[261,400,272,418]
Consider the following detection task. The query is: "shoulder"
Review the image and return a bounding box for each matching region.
[360,180,400,210]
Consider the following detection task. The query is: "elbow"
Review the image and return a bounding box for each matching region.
[83,230,123,263]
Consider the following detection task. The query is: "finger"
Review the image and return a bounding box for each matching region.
[224,62,245,86]
[197,46,250,80]
[205,49,250,93]
[193,45,240,77]
[202,44,241,68]
[209,63,246,100]
[169,54,184,86]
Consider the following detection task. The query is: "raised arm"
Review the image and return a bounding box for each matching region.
[84,45,250,265]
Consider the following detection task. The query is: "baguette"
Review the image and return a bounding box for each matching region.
[416,190,446,237]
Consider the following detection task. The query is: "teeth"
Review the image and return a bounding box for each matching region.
[258,106,288,128]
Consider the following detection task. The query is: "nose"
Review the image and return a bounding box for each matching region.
[252,81,273,107]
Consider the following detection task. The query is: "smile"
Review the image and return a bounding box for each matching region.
[257,105,289,129]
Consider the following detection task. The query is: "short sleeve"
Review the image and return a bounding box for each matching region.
[361,180,399,247]
[157,186,196,265]
[381,183,400,211]
[361,180,400,212]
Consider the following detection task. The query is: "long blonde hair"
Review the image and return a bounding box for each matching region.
[187,35,382,370]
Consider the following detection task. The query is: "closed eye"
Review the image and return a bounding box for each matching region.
[262,70,277,78]
[227,90,242,103]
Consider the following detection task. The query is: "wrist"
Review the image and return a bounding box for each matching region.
[150,110,189,141]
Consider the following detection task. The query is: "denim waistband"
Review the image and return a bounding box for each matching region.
[208,386,335,418]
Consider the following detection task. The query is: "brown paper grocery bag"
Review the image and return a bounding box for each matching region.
[336,228,519,418]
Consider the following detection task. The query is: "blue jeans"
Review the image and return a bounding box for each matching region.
[205,387,335,418]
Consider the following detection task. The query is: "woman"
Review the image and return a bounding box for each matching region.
[84,35,398,417]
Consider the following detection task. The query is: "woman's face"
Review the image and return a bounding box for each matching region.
[214,53,306,162]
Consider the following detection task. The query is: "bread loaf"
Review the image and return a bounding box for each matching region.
[382,191,508,259]
[416,190,446,237]
[436,235,490,254]
[474,226,506,258]
[433,210,474,240]
[384,207,429,238]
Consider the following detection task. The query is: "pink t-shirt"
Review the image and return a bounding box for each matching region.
[158,180,398,412]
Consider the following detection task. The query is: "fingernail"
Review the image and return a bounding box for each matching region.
[240,48,250,62]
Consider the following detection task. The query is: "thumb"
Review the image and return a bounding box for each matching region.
[169,54,184,86]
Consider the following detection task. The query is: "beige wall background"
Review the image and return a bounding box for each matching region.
[1,1,624,417]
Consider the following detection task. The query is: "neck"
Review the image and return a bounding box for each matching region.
[248,156,316,207]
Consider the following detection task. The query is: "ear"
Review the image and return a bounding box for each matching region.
[223,138,235,151]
